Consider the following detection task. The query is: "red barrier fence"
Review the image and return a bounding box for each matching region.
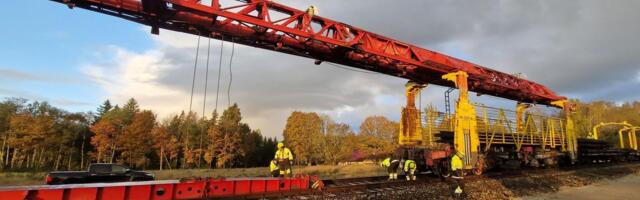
[0,176,315,200]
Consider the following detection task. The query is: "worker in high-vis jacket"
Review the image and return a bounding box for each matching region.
[269,159,280,177]
[274,142,293,177]
[451,149,465,197]
[404,159,417,181]
[380,156,400,180]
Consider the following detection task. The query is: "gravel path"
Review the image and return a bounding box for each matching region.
[312,163,640,200]
[520,170,640,200]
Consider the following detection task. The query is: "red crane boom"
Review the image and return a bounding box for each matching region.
[52,0,565,106]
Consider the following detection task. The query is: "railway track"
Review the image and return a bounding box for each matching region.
[4,163,636,200]
[249,162,640,199]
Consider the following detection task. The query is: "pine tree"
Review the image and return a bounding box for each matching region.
[218,104,243,168]
[96,100,113,122]
[122,98,140,125]
[206,110,221,168]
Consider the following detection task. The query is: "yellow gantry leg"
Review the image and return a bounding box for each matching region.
[552,100,577,162]
[632,129,638,150]
[516,103,531,135]
[515,103,532,151]
[617,127,640,150]
[442,71,479,169]
[619,129,626,149]
[399,81,427,146]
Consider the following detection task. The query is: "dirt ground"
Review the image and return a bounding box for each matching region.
[373,163,640,200]
[520,170,640,200]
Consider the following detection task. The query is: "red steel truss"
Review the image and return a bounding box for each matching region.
[51,0,565,106]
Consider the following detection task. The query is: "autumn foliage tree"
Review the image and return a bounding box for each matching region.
[319,115,355,164]
[358,116,399,158]
[151,124,178,170]
[89,119,117,163]
[118,110,155,168]
[282,112,324,165]
[4,96,640,172]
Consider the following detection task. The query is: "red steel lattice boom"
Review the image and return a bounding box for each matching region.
[52,0,566,106]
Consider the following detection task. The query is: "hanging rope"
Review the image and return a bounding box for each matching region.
[215,37,225,112]
[202,38,212,118]
[197,38,212,168]
[227,41,235,108]
[188,36,201,113]
[325,62,379,75]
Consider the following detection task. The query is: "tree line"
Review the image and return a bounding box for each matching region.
[0,98,277,171]
[1,97,638,171]
[0,97,401,171]
[571,100,640,144]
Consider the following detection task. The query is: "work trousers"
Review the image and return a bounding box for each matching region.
[451,169,465,198]
[278,159,292,177]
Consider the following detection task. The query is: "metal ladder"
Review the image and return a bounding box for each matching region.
[445,88,455,116]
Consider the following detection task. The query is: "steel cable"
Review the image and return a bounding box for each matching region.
[227,42,235,108]
[189,36,201,112]
[197,38,212,168]
[215,37,224,112]
[203,38,211,118]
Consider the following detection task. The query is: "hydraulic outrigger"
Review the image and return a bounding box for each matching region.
[441,71,480,169]
[399,81,427,146]
[551,100,578,162]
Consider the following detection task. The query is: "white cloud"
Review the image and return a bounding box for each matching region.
[81,45,191,118]
[79,0,640,138]
[81,29,409,138]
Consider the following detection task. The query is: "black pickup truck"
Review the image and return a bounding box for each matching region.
[45,163,155,185]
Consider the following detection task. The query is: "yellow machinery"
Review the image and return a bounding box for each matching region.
[515,103,532,135]
[591,121,632,140]
[590,122,635,149]
[406,71,579,171]
[442,71,479,169]
[551,100,577,161]
[399,71,481,169]
[618,126,639,150]
[399,81,427,146]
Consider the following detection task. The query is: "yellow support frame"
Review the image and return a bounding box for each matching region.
[399,81,427,146]
[551,100,577,162]
[591,121,632,140]
[442,71,479,170]
[618,127,639,150]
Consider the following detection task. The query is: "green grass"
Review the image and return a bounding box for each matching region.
[0,164,385,186]
[0,171,47,186]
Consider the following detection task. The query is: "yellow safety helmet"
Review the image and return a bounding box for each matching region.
[277,142,284,148]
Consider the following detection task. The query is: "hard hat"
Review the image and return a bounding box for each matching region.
[277,142,284,148]
[306,5,319,16]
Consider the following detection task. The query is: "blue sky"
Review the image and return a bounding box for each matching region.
[0,0,153,112]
